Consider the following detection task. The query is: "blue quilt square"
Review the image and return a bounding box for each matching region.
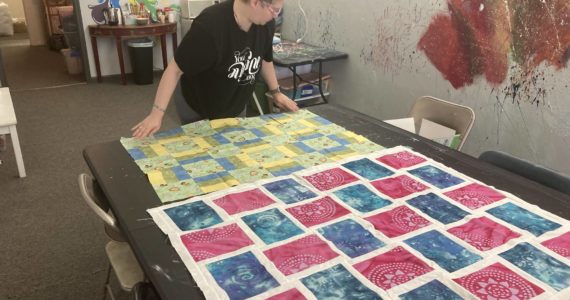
[206,251,280,300]
[262,178,317,204]
[171,165,192,181]
[328,134,351,146]
[408,165,464,189]
[242,208,304,244]
[487,202,562,236]
[164,201,223,231]
[211,133,231,144]
[342,158,394,180]
[318,219,385,258]
[312,116,333,125]
[399,280,462,300]
[500,242,570,291]
[407,193,469,224]
[127,148,146,160]
[404,230,482,272]
[333,184,392,213]
[301,264,381,300]
[153,126,183,138]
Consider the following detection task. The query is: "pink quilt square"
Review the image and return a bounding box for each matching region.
[302,167,358,191]
[212,188,275,215]
[376,151,426,169]
[542,231,570,258]
[267,288,307,300]
[180,223,254,262]
[370,175,428,199]
[448,217,521,251]
[444,183,506,209]
[453,263,544,299]
[353,246,433,290]
[264,234,339,276]
[286,196,350,227]
[365,205,431,238]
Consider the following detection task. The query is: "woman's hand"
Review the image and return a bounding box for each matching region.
[131,110,163,138]
[273,92,299,112]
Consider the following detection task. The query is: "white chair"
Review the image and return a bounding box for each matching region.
[0,87,26,177]
[409,96,475,151]
[78,173,145,300]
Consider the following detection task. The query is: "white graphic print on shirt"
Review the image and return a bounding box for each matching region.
[227,48,261,85]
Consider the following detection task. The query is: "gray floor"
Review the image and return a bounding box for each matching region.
[2,45,85,91]
[0,67,179,298]
[0,32,30,47]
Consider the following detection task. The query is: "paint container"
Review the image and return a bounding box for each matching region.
[167,11,176,23]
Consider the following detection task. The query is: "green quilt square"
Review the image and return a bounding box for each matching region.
[153,180,203,203]
[347,141,384,153]
[182,159,225,177]
[293,152,332,167]
[301,136,342,150]
[280,121,311,133]
[261,134,292,146]
[229,166,274,182]
[240,117,270,129]
[221,130,259,143]
[207,143,242,158]
[248,148,288,164]
[120,137,157,150]
[181,120,216,136]
[318,124,347,135]
[135,156,179,172]
[163,138,200,153]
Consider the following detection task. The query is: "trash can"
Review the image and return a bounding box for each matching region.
[61,48,83,74]
[128,39,154,85]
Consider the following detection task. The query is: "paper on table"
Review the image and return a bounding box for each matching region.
[384,118,416,133]
[418,119,456,147]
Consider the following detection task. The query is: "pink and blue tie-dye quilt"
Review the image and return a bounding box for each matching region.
[148,146,570,300]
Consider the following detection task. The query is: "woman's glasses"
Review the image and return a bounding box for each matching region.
[261,1,282,16]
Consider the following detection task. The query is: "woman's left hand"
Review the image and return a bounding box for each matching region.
[273,92,299,112]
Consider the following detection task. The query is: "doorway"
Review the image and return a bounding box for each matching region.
[0,0,88,91]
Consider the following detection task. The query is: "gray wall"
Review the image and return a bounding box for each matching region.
[281,0,570,175]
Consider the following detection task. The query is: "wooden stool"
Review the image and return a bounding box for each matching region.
[0,87,26,177]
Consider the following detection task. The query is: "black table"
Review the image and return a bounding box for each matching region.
[273,42,348,103]
[83,104,570,300]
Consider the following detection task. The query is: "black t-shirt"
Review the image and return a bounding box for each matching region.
[175,0,275,119]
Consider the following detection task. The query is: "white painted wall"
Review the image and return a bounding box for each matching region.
[22,0,47,45]
[78,0,181,78]
[4,0,25,19]
[281,0,570,175]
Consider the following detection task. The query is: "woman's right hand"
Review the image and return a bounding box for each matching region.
[131,111,163,138]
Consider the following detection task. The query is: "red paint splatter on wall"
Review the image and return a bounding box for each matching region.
[419,0,570,89]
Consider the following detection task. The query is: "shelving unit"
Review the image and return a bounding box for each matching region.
[266,71,332,111]
[42,0,73,50]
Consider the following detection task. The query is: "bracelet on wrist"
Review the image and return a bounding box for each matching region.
[153,104,166,113]
[268,86,281,95]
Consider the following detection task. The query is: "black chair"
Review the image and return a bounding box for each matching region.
[133,282,160,300]
[479,151,570,195]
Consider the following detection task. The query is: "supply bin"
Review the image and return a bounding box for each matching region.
[128,39,154,85]
[61,48,83,74]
